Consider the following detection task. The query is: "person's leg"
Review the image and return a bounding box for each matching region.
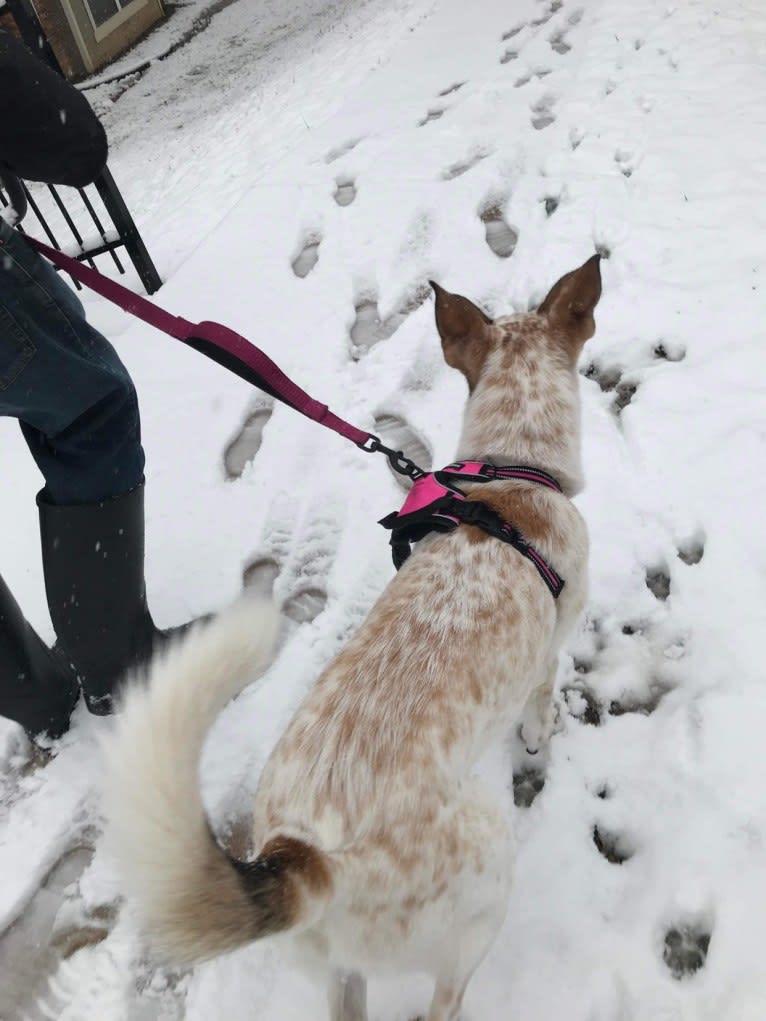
[0,572,77,739]
[0,223,180,716]
[38,486,161,713]
[0,219,144,504]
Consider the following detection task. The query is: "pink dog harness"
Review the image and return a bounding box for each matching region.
[379,462,565,598]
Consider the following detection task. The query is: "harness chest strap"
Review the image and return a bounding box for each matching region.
[379,462,565,599]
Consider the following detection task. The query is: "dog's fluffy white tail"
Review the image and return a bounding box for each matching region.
[101,597,331,965]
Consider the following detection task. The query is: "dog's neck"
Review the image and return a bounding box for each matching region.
[455,355,584,497]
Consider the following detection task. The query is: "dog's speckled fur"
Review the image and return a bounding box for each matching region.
[102,255,601,1021]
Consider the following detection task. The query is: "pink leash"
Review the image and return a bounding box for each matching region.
[23,234,424,479]
[23,236,565,596]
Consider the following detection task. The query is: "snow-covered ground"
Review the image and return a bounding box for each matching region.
[2,0,766,1017]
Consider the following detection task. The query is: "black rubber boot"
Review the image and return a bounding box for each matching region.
[0,572,78,739]
[38,482,170,716]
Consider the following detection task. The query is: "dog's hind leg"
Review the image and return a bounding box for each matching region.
[328,970,368,1021]
[425,908,501,1021]
[425,791,512,1021]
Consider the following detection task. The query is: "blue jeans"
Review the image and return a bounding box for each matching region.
[0,219,145,504]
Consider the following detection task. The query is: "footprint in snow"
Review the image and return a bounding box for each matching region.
[372,413,432,490]
[502,24,523,41]
[543,195,560,216]
[621,620,649,636]
[645,565,671,601]
[563,614,680,728]
[480,203,518,259]
[562,682,602,726]
[441,147,492,181]
[334,176,357,207]
[663,924,712,979]
[291,232,321,278]
[438,81,465,97]
[653,339,686,362]
[550,33,571,54]
[530,0,562,28]
[592,824,635,864]
[531,94,557,130]
[608,680,673,718]
[515,68,552,88]
[0,841,105,1020]
[563,673,672,725]
[284,587,328,628]
[324,137,363,164]
[281,507,346,630]
[614,147,637,176]
[677,534,705,566]
[223,398,273,480]
[613,379,637,412]
[349,284,431,360]
[419,107,446,126]
[243,555,280,596]
[244,532,329,635]
[350,297,388,354]
[581,362,637,415]
[241,492,298,595]
[500,49,519,64]
[513,768,546,808]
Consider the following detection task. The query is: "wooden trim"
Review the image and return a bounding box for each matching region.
[58,0,95,73]
[81,0,150,44]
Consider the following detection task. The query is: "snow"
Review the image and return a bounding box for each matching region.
[1,0,766,1017]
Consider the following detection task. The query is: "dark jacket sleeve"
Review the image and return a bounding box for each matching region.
[0,30,107,187]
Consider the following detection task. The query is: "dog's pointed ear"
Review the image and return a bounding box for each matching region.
[538,254,602,352]
[430,281,493,391]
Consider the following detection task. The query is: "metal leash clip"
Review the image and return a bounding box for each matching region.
[361,435,428,482]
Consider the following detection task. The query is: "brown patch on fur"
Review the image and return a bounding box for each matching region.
[430,281,493,390]
[370,828,421,871]
[232,835,332,937]
[464,486,565,550]
[261,835,334,896]
[537,254,602,361]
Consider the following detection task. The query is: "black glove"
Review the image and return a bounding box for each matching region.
[0,29,107,188]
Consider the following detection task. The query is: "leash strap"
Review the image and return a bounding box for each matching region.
[22,234,382,451]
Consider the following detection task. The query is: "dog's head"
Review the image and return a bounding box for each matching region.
[430,255,602,491]
[429,254,602,393]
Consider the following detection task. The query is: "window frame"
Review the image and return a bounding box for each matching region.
[81,0,150,43]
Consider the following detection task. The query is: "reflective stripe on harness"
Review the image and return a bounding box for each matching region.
[378,461,565,599]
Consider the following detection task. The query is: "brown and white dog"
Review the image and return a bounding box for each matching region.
[102,254,602,1021]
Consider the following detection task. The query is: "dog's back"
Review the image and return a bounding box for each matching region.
[254,496,585,971]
